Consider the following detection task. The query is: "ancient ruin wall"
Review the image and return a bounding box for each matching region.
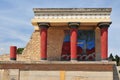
[22,27,67,61]
[22,31,40,61]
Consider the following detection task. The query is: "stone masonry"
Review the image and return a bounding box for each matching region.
[22,31,40,61]
[22,26,67,61]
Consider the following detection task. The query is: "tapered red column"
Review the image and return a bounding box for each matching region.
[10,46,17,60]
[71,29,77,60]
[38,23,49,60]
[98,22,111,60]
[69,22,80,61]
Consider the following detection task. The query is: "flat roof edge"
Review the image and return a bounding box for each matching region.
[33,8,112,12]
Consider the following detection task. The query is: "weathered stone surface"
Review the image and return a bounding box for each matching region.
[0,61,117,80]
[47,27,65,60]
[9,69,19,80]
[2,69,9,80]
[20,71,60,80]
[21,26,66,61]
[0,61,115,71]
[95,27,101,61]
[66,71,113,80]
[22,31,40,61]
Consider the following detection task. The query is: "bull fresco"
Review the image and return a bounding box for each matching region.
[61,30,95,61]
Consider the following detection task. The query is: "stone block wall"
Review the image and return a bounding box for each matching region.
[0,26,67,61]
[0,26,101,61]
[0,62,116,80]
[0,70,114,80]
[47,27,65,60]
[22,26,68,61]
[22,31,40,61]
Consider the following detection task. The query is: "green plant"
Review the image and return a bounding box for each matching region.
[109,53,115,61]
[17,48,24,54]
[115,55,120,66]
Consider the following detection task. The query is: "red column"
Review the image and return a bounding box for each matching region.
[70,28,78,60]
[10,46,17,60]
[101,28,108,60]
[40,28,48,60]
[38,23,49,60]
[69,22,79,61]
[98,22,111,60]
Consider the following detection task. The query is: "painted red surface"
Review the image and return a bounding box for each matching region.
[86,48,95,55]
[101,28,108,60]
[61,30,95,61]
[70,29,77,60]
[40,28,47,59]
[61,42,83,60]
[77,46,82,54]
[10,46,17,59]
[62,42,70,55]
[88,56,94,60]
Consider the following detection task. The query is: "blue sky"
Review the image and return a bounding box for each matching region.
[0,0,120,56]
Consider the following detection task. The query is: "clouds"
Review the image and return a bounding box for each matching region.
[0,0,120,56]
[0,0,35,54]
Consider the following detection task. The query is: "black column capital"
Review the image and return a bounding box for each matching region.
[97,22,112,29]
[68,22,80,28]
[37,22,50,29]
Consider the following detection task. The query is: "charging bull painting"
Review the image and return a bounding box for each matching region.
[61,30,95,61]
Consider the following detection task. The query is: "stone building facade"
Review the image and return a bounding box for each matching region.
[22,8,112,61]
[0,8,119,80]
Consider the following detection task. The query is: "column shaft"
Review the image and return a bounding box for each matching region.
[10,46,17,60]
[38,23,49,60]
[101,28,108,60]
[69,22,79,61]
[40,28,47,60]
[71,28,78,60]
[98,22,111,60]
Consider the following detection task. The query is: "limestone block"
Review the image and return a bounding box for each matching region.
[9,69,19,80]
[20,71,60,80]
[2,69,9,80]
[66,71,113,80]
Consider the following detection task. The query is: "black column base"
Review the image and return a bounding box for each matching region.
[41,58,47,60]
[101,58,108,61]
[10,58,16,60]
[71,58,77,61]
[102,58,108,60]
